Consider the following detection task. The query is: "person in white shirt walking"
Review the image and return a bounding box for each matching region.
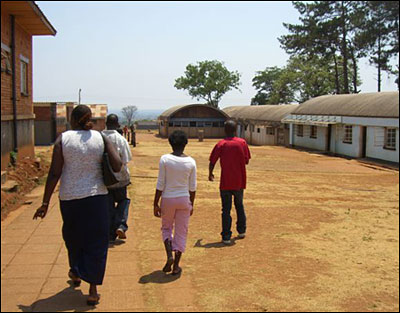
[102,114,133,242]
[153,130,197,276]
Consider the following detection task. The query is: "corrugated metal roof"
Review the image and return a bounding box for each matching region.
[292,92,399,118]
[223,105,299,122]
[158,104,229,119]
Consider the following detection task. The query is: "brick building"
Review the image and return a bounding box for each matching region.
[86,104,108,131]
[33,102,75,145]
[1,1,56,170]
[33,102,108,144]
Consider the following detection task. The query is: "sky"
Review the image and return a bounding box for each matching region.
[33,1,398,112]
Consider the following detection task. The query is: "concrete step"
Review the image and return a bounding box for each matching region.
[1,180,19,192]
[1,171,7,185]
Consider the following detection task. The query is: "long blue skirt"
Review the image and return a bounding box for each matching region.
[60,194,109,285]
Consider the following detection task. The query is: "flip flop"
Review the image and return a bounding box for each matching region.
[87,294,100,306]
[162,257,174,273]
[68,271,81,287]
[172,266,182,276]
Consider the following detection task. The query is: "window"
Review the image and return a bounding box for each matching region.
[219,121,225,127]
[266,127,274,135]
[257,128,260,133]
[244,125,248,131]
[384,128,397,150]
[160,121,164,126]
[205,122,212,127]
[173,122,181,127]
[190,121,196,127]
[168,122,173,127]
[197,122,204,127]
[250,125,255,133]
[343,125,353,144]
[212,122,219,127]
[181,121,189,127]
[20,61,28,95]
[296,125,303,137]
[310,126,317,139]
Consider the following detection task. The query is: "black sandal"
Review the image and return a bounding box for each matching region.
[172,266,182,276]
[68,270,81,287]
[87,295,100,306]
[163,257,174,273]
[163,239,174,273]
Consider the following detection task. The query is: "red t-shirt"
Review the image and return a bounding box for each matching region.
[209,137,251,190]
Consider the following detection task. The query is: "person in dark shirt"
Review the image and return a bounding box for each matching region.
[209,120,251,245]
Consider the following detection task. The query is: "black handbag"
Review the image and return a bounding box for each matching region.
[100,133,119,187]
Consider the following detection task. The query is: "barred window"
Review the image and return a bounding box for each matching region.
[20,61,28,95]
[310,126,317,139]
[385,128,397,150]
[343,125,353,144]
[296,125,303,137]
[266,127,275,135]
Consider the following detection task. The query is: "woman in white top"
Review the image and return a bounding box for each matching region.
[153,130,197,276]
[33,105,122,306]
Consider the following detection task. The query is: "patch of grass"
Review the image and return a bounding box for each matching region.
[362,235,373,242]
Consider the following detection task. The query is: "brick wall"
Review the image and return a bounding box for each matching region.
[1,11,35,170]
[1,13,33,117]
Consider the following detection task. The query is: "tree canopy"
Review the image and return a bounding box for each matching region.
[174,60,241,108]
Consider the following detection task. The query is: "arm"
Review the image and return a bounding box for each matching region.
[189,191,196,216]
[209,143,220,181]
[244,141,251,165]
[104,135,122,172]
[208,162,216,181]
[153,189,163,218]
[154,157,165,218]
[189,161,197,215]
[33,135,64,219]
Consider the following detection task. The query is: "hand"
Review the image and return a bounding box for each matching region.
[153,205,161,218]
[33,205,48,220]
[208,173,214,182]
[190,202,194,216]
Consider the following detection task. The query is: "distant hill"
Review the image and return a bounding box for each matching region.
[108,109,164,123]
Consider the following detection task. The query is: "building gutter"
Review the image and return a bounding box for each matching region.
[11,14,18,153]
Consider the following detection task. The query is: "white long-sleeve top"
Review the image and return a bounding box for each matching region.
[156,154,197,198]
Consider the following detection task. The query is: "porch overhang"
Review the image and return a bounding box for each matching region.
[1,1,57,36]
[282,114,342,127]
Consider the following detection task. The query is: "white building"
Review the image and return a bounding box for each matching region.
[223,105,298,146]
[282,92,399,163]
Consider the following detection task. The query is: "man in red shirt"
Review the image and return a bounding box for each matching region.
[209,120,251,245]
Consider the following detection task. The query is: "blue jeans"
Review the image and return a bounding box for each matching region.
[108,187,130,240]
[220,189,246,241]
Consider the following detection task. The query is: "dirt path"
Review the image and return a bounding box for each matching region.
[129,132,399,312]
[1,131,398,312]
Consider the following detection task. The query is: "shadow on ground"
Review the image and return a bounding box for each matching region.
[194,238,237,249]
[18,285,95,312]
[139,270,181,284]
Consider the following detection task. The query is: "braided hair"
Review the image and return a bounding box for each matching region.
[71,105,93,130]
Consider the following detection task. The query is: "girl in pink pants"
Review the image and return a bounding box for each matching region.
[153,130,197,275]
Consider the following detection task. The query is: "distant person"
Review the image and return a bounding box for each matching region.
[153,130,197,275]
[130,124,136,147]
[102,114,133,242]
[123,125,128,139]
[33,105,122,306]
[209,120,251,245]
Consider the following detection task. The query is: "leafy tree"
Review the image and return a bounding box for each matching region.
[174,60,241,108]
[251,55,358,105]
[357,1,395,91]
[251,67,286,105]
[121,105,138,127]
[279,1,365,94]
